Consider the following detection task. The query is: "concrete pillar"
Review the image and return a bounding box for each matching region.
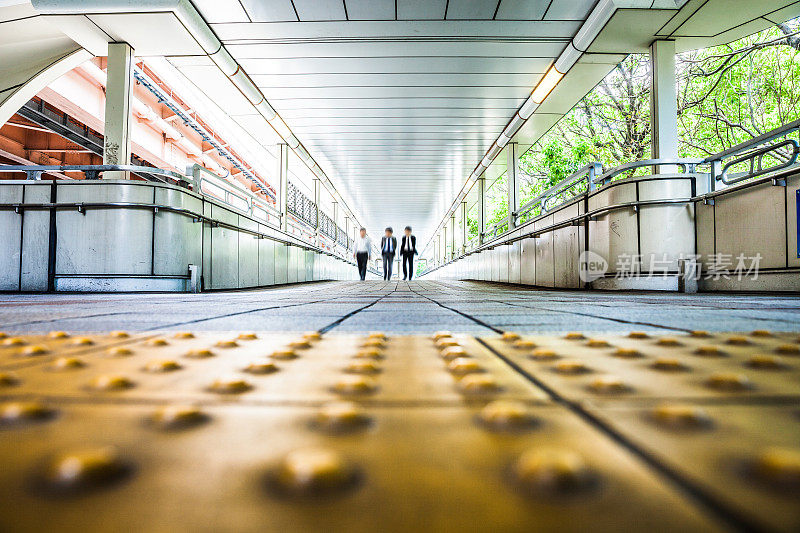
[460,201,467,254]
[277,143,288,231]
[478,177,486,244]
[507,142,519,229]
[650,40,678,170]
[103,43,134,179]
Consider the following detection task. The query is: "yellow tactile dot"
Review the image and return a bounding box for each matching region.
[353,347,384,360]
[750,330,773,337]
[47,331,69,339]
[106,346,132,357]
[314,401,372,433]
[22,345,48,356]
[501,332,520,342]
[150,405,209,430]
[529,348,559,361]
[435,337,459,349]
[344,361,382,375]
[3,337,26,347]
[694,345,726,357]
[71,337,94,346]
[627,332,650,339]
[0,332,6,339]
[0,372,19,387]
[208,378,252,394]
[656,337,682,347]
[332,376,379,396]
[173,332,194,339]
[746,355,787,370]
[440,346,468,361]
[775,344,800,355]
[651,358,689,372]
[457,374,501,395]
[185,349,215,359]
[553,361,590,375]
[447,357,484,376]
[144,360,182,373]
[147,338,169,347]
[367,332,386,340]
[588,376,631,394]
[110,330,129,338]
[270,349,298,360]
[513,339,537,350]
[477,400,537,432]
[704,373,753,392]
[89,375,134,391]
[751,447,800,488]
[726,335,751,345]
[651,404,712,429]
[690,330,711,338]
[303,331,322,341]
[612,347,642,359]
[40,447,131,493]
[512,448,595,495]
[586,338,610,348]
[243,362,279,375]
[432,331,452,341]
[214,340,239,349]
[268,448,359,496]
[52,357,86,370]
[360,338,384,349]
[564,332,585,340]
[0,401,55,424]
[237,333,258,341]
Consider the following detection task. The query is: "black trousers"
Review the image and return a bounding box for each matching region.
[382,253,394,280]
[356,252,368,280]
[402,252,414,280]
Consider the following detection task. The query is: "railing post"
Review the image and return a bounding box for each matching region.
[103,43,134,180]
[478,176,486,244]
[650,40,678,174]
[450,214,456,260]
[507,142,518,229]
[460,201,467,254]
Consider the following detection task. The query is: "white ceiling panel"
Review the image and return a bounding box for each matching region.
[544,0,597,21]
[445,0,500,20]
[293,0,346,21]
[250,73,542,87]
[397,0,447,19]
[345,0,395,20]
[495,0,550,20]
[192,0,249,23]
[237,0,297,22]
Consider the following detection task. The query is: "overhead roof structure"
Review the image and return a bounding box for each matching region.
[3,0,800,244]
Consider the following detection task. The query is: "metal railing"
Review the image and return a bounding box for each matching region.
[0,164,186,183]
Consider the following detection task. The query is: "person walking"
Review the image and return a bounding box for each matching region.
[380,227,397,280]
[353,227,372,281]
[400,225,417,280]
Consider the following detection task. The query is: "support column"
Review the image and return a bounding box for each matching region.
[650,40,678,171]
[460,201,467,254]
[450,215,456,260]
[103,43,134,180]
[478,177,486,244]
[277,143,288,231]
[507,142,519,229]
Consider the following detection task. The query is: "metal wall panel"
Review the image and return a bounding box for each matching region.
[306,250,315,281]
[274,243,288,284]
[237,216,259,288]
[695,201,715,268]
[552,202,582,288]
[498,244,509,282]
[787,174,799,267]
[56,183,154,275]
[209,204,239,289]
[588,182,637,276]
[534,214,554,287]
[20,182,50,291]
[257,230,275,286]
[287,246,299,283]
[714,181,786,269]
[638,178,695,273]
[0,183,23,290]
[202,200,213,289]
[508,229,522,284]
[153,186,202,277]
[520,236,536,285]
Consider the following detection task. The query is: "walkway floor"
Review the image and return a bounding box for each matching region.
[2,280,799,334]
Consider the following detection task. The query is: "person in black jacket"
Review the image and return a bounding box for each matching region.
[400,226,417,280]
[380,227,397,280]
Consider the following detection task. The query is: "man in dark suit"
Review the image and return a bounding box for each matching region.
[400,225,417,280]
[380,227,397,280]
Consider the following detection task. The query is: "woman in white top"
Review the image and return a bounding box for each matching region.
[353,227,372,281]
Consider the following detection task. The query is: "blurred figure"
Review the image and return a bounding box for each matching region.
[353,227,371,281]
[400,225,417,280]
[380,227,397,280]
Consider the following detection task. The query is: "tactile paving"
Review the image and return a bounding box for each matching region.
[0,330,797,532]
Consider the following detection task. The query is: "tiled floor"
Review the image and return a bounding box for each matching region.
[1,280,799,334]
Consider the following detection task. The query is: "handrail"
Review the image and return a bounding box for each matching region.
[594,158,703,185]
[0,164,186,183]
[514,162,601,220]
[189,164,281,226]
